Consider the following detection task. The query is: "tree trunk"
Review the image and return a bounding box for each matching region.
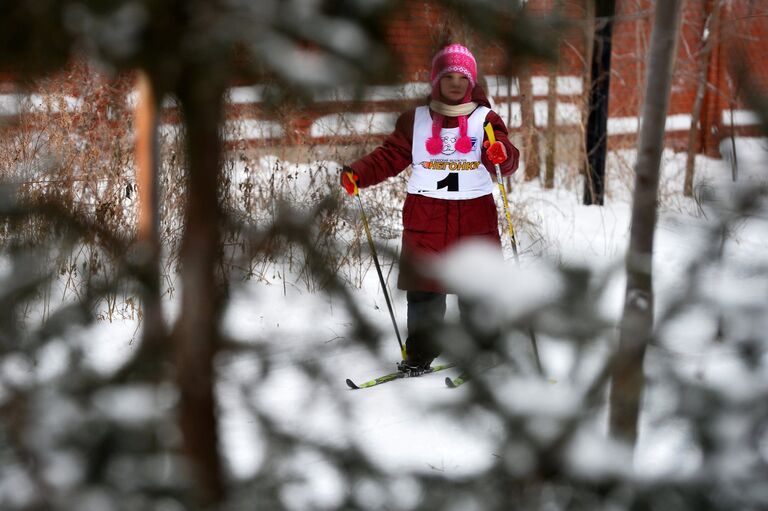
[134,71,166,349]
[505,75,516,192]
[727,78,740,182]
[520,65,541,181]
[609,0,684,445]
[583,0,616,205]
[172,69,227,504]
[545,66,558,189]
[684,0,721,197]
[579,0,595,192]
[544,0,564,190]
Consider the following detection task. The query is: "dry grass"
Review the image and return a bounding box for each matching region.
[0,61,665,317]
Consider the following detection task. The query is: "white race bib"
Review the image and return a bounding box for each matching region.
[408,105,493,199]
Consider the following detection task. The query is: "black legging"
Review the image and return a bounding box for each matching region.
[405,291,447,365]
[405,290,497,365]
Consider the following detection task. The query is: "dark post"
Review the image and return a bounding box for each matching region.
[584,0,616,205]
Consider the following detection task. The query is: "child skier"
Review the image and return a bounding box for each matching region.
[341,43,520,375]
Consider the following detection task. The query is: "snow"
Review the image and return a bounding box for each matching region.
[535,100,583,126]
[494,101,583,128]
[313,83,431,102]
[212,136,768,501]
[531,76,550,96]
[608,114,692,135]
[721,109,762,127]
[484,76,583,97]
[310,112,398,137]
[5,131,768,506]
[76,319,142,375]
[492,101,523,128]
[434,242,564,318]
[224,119,285,140]
[0,93,82,115]
[227,85,265,104]
[485,76,522,97]
[92,384,177,424]
[556,76,584,95]
[0,94,20,116]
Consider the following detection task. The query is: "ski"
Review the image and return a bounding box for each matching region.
[447,373,558,388]
[346,363,456,390]
[445,373,470,388]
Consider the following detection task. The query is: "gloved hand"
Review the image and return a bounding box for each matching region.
[483,140,508,165]
[340,166,359,196]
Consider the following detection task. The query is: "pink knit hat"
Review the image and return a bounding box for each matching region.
[426,44,478,155]
[430,44,477,92]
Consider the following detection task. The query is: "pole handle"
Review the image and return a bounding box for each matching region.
[484,122,497,145]
[345,170,360,196]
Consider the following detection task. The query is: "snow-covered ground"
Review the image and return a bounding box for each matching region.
[57,137,768,507]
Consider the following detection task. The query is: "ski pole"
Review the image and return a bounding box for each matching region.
[346,171,407,360]
[484,123,544,375]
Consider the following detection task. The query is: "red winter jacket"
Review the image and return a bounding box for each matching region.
[349,85,520,292]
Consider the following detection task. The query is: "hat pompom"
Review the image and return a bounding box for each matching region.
[455,135,472,154]
[426,136,443,155]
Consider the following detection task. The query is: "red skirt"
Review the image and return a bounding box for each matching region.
[397,193,502,293]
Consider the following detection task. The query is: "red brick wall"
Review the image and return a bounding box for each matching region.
[385,2,443,82]
[379,0,765,155]
[1,1,765,155]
